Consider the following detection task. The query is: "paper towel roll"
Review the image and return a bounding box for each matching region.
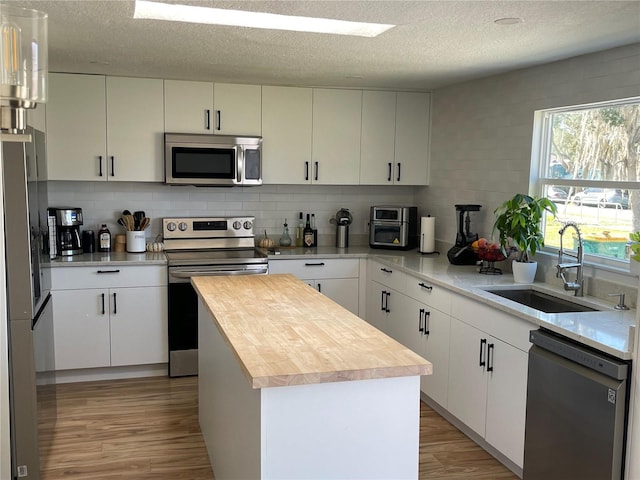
[420,216,436,253]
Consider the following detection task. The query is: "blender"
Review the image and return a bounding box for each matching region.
[447,204,481,265]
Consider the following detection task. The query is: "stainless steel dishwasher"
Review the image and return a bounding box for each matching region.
[523,329,630,480]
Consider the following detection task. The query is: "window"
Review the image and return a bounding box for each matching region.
[532,97,640,266]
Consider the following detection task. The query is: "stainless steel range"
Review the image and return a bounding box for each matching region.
[164,216,268,377]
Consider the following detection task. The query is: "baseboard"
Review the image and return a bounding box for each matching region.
[39,363,168,384]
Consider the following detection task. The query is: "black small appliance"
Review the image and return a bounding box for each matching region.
[447,204,481,265]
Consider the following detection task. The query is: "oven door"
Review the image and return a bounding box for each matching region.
[167,264,268,377]
[165,142,239,186]
[369,222,408,248]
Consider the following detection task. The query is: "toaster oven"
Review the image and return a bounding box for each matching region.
[369,206,418,249]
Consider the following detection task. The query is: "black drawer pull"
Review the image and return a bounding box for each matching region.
[97,269,121,274]
[418,308,424,333]
[385,291,391,313]
[380,267,392,273]
[479,338,487,367]
[487,343,495,372]
[418,282,433,291]
[113,292,117,314]
[423,311,430,335]
[304,262,325,267]
[101,293,105,315]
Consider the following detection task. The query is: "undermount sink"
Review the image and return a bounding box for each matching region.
[484,288,599,313]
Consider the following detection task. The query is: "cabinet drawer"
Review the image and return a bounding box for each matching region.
[451,296,532,352]
[269,258,359,279]
[370,261,407,291]
[51,265,167,290]
[405,276,452,314]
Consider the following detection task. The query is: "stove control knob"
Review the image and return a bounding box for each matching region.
[243,220,253,230]
[166,222,177,232]
[178,222,188,231]
[232,221,242,230]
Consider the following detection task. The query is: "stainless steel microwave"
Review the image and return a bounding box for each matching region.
[164,133,262,186]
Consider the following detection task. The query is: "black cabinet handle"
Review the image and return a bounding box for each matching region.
[380,290,387,311]
[305,161,309,181]
[387,162,392,182]
[98,155,103,177]
[113,292,117,315]
[101,293,105,315]
[304,262,325,267]
[418,308,424,333]
[205,109,211,130]
[397,162,401,182]
[418,282,433,291]
[385,291,390,313]
[317,283,322,293]
[216,110,221,130]
[314,161,319,181]
[380,267,392,273]
[479,338,487,368]
[424,311,430,335]
[97,269,121,274]
[487,343,495,372]
[110,156,115,177]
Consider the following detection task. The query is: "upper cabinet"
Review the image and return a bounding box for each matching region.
[360,91,431,185]
[311,88,362,185]
[213,83,262,136]
[261,86,312,184]
[164,80,214,134]
[46,74,164,182]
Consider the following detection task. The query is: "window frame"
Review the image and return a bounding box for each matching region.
[530,96,640,270]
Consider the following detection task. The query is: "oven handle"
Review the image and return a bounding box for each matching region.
[169,265,269,282]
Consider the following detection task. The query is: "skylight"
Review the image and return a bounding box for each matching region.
[133,0,395,38]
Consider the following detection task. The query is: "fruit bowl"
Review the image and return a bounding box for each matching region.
[474,246,506,262]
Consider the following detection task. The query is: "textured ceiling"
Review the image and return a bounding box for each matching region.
[7,0,640,90]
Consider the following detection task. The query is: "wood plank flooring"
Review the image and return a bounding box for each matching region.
[38,376,519,479]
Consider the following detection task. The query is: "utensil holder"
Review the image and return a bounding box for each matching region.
[126,231,146,253]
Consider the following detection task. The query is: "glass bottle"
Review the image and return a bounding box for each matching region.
[279,219,292,247]
[98,224,111,252]
[304,214,314,247]
[296,212,304,247]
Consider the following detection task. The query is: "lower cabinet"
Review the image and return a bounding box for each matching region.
[51,265,168,371]
[269,258,360,315]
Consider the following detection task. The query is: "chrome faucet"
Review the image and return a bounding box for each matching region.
[556,222,584,296]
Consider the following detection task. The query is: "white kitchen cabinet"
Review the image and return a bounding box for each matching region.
[394,92,430,185]
[213,83,262,136]
[46,74,164,182]
[261,86,313,184]
[51,265,168,371]
[106,76,165,182]
[164,79,214,134]
[311,88,362,184]
[46,73,107,181]
[268,258,360,315]
[359,90,397,185]
[448,297,530,469]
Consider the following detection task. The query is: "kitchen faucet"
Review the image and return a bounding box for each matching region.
[556,222,584,296]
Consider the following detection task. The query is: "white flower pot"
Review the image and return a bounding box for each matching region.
[512,260,537,284]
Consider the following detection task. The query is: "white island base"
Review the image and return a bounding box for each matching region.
[198,297,422,479]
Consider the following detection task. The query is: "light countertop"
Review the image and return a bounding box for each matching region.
[192,273,432,389]
[47,251,167,267]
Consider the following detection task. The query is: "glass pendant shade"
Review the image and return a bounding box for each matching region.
[0,4,47,132]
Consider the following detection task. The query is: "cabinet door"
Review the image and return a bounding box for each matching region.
[52,289,111,370]
[164,80,214,134]
[394,92,430,185]
[262,86,313,184]
[415,306,450,408]
[360,91,396,185]
[312,89,362,184]
[46,73,107,181]
[213,83,262,136]
[447,318,488,437]
[106,76,165,182]
[110,286,168,366]
[366,281,392,334]
[313,278,359,315]
[485,338,528,468]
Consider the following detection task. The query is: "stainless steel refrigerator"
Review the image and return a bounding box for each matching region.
[3,128,54,479]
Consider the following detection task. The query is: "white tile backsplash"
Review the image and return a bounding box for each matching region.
[48,181,418,246]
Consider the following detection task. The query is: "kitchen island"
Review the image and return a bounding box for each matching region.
[193,273,432,480]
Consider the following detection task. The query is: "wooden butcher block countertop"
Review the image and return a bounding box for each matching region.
[192,274,432,389]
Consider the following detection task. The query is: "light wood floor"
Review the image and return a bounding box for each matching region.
[38,376,519,479]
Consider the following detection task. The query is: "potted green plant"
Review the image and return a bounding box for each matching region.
[630,232,640,276]
[493,193,558,283]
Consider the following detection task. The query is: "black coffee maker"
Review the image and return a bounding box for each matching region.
[55,207,83,256]
[447,204,481,265]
